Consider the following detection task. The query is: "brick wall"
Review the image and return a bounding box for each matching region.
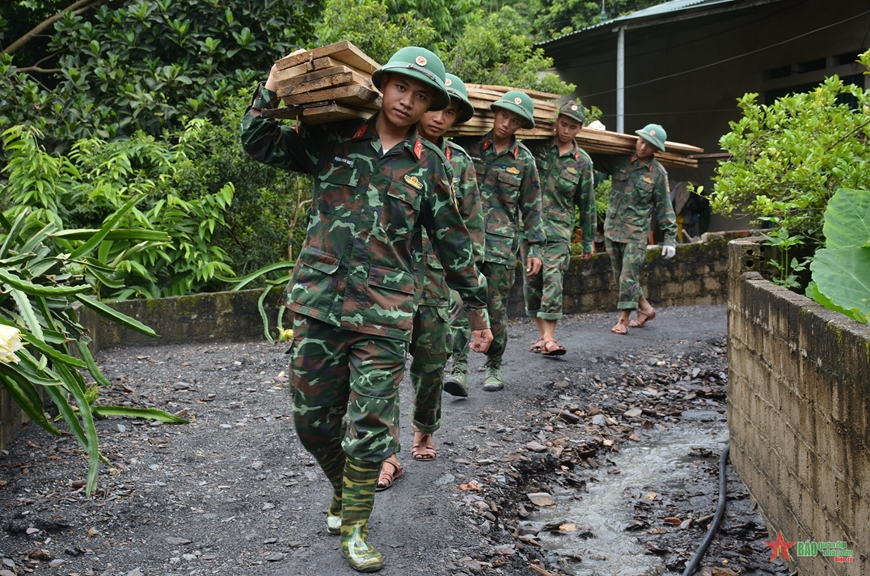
[727,237,870,575]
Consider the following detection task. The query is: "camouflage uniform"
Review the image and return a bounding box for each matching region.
[452,132,546,366]
[595,154,677,309]
[410,140,483,431]
[240,85,489,464]
[523,138,595,319]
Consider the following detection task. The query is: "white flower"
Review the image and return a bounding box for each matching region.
[0,324,24,364]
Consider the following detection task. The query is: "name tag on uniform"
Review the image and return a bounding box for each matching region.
[404,174,424,190]
[505,167,520,175]
[333,155,354,168]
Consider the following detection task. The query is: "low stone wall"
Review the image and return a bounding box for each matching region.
[727,237,870,575]
[508,231,735,317]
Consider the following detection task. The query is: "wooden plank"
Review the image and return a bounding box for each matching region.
[282,84,383,110]
[465,83,563,100]
[274,60,317,82]
[277,67,374,97]
[276,41,380,74]
[302,103,373,125]
[311,56,374,79]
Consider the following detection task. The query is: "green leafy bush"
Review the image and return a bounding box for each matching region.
[808,188,870,324]
[0,203,185,496]
[2,123,236,298]
[712,66,870,249]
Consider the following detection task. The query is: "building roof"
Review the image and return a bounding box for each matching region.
[538,0,760,46]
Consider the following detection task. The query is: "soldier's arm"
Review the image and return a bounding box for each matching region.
[589,153,618,176]
[519,153,546,259]
[653,168,678,247]
[421,167,490,332]
[575,153,597,254]
[240,69,321,175]
[454,152,485,265]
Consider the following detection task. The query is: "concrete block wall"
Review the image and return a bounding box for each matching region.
[727,237,870,576]
[507,231,736,317]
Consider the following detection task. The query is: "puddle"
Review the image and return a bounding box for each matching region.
[532,422,729,576]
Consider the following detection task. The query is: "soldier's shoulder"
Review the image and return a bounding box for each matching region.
[651,158,668,177]
[516,140,535,160]
[419,137,449,166]
[577,147,593,165]
[446,140,473,161]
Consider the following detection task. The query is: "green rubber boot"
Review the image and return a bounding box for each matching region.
[341,457,384,572]
[442,363,468,397]
[312,440,345,535]
[482,362,504,392]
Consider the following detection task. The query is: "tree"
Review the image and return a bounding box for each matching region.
[442,7,574,94]
[0,0,322,146]
[530,0,667,41]
[318,0,438,65]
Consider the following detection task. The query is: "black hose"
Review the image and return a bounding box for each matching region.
[681,443,730,576]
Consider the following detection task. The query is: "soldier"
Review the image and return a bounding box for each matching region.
[523,102,596,355]
[241,47,493,572]
[445,90,546,392]
[594,123,677,335]
[376,73,483,489]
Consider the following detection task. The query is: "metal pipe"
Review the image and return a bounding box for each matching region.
[616,25,625,133]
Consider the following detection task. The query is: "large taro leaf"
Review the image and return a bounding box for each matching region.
[810,246,870,324]
[823,188,870,249]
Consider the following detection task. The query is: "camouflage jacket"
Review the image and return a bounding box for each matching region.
[594,154,677,246]
[526,138,596,251]
[240,84,489,342]
[416,139,485,307]
[455,132,545,267]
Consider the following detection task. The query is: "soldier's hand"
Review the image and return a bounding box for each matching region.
[662,245,676,259]
[471,329,493,353]
[525,257,542,276]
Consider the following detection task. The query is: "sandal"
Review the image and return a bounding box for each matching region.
[376,455,403,491]
[629,309,656,328]
[529,338,545,353]
[411,426,437,461]
[611,321,629,335]
[540,339,567,356]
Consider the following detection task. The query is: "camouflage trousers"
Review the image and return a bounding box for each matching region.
[447,290,471,367]
[523,241,570,320]
[408,304,452,434]
[289,313,405,464]
[451,261,514,366]
[605,238,646,310]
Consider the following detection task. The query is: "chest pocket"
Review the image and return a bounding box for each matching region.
[384,176,422,240]
[317,166,358,214]
[559,169,580,186]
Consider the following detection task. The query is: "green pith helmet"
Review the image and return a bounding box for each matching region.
[371,47,450,111]
[491,90,535,129]
[444,73,475,124]
[558,101,587,125]
[635,123,667,151]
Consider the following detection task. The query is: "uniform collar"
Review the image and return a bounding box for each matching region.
[630,154,656,171]
[356,113,425,160]
[549,136,580,160]
[483,131,519,160]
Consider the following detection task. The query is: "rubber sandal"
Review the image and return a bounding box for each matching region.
[629,309,656,328]
[611,322,629,335]
[529,338,545,353]
[411,427,437,461]
[540,339,567,356]
[375,455,403,491]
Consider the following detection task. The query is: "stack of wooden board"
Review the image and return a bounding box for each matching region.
[261,41,381,124]
[260,43,703,167]
[448,83,703,168]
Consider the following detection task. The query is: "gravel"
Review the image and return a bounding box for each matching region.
[0,306,793,575]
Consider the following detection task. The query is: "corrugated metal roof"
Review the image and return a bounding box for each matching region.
[538,0,739,45]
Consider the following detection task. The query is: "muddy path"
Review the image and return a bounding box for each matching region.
[0,306,792,575]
